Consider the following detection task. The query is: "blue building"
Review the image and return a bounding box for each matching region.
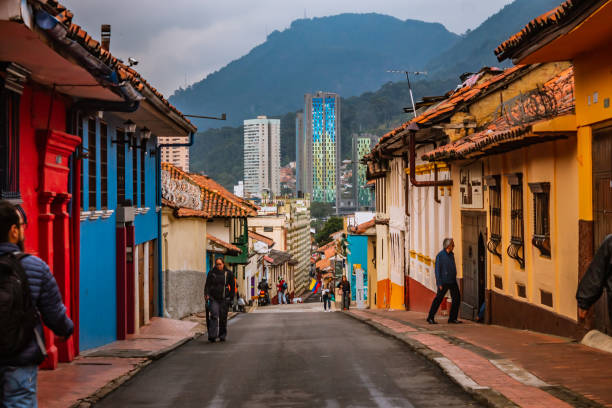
[79,109,195,350]
[347,234,368,302]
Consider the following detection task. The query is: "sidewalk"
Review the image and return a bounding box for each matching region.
[38,314,235,408]
[347,309,612,408]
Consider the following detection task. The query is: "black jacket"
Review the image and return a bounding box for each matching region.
[0,243,73,366]
[576,234,612,314]
[338,280,351,293]
[205,268,235,302]
[435,250,458,286]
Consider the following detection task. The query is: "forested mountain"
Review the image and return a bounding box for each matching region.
[170,13,459,129]
[187,0,564,190]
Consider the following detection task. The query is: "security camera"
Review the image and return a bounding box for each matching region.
[127,57,139,67]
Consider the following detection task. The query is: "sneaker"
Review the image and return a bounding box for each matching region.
[427,317,437,325]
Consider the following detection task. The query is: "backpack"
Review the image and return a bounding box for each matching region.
[0,252,38,357]
[282,282,288,290]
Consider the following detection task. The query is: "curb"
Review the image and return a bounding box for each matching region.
[343,311,518,408]
[70,312,241,407]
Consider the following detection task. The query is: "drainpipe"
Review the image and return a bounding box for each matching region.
[155,133,195,315]
[407,125,452,189]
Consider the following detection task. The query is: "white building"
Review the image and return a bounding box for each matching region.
[234,181,244,198]
[243,116,280,198]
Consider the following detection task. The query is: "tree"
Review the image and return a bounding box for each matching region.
[310,202,334,219]
[315,217,344,246]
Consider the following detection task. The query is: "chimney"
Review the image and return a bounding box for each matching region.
[101,24,111,51]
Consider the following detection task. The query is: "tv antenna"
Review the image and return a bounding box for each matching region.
[387,70,427,118]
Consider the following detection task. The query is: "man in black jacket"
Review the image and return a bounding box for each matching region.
[577,234,612,322]
[338,275,351,310]
[427,238,461,325]
[205,258,235,342]
[0,201,73,407]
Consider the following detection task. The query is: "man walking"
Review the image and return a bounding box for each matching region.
[277,277,287,305]
[576,234,612,322]
[205,258,235,342]
[427,238,461,324]
[0,201,74,407]
[338,275,351,310]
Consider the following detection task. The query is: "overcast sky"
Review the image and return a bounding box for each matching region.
[61,0,514,96]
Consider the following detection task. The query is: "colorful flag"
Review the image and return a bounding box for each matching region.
[311,280,321,293]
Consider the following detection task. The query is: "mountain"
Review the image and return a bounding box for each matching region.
[425,0,563,79]
[170,13,459,129]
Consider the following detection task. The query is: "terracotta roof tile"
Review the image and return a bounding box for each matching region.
[248,230,274,247]
[350,219,375,234]
[175,208,210,219]
[207,234,241,254]
[188,174,258,218]
[495,0,597,62]
[39,0,194,130]
[422,67,575,161]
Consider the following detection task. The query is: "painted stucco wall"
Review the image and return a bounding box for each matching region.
[207,219,231,244]
[161,209,207,319]
[367,235,377,308]
[248,215,287,251]
[347,234,368,302]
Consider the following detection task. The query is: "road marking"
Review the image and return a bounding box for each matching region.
[433,357,489,390]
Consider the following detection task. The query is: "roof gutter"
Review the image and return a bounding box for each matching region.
[406,123,452,188]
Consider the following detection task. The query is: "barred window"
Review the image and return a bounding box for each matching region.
[0,85,21,201]
[88,118,97,210]
[132,146,138,207]
[100,122,108,209]
[485,175,501,260]
[529,182,551,257]
[117,130,126,205]
[507,173,524,268]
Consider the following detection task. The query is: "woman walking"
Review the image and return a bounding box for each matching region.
[322,282,332,312]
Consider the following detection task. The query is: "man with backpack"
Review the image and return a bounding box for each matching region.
[204,258,235,342]
[0,200,74,407]
[277,277,287,305]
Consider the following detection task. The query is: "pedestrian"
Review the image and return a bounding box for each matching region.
[277,277,287,305]
[337,275,351,310]
[0,200,74,407]
[427,238,462,324]
[322,281,331,312]
[204,258,235,342]
[576,234,612,322]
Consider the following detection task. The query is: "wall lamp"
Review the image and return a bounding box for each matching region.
[112,119,137,145]
[131,127,152,149]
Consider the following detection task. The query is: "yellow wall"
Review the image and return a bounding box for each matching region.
[574,48,612,128]
[367,235,377,308]
[162,209,207,273]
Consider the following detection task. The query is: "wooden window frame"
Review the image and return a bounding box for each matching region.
[485,175,502,260]
[528,182,551,257]
[87,118,97,210]
[507,173,525,268]
[100,122,108,209]
[117,130,126,206]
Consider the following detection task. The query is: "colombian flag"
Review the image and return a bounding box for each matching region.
[310,279,321,293]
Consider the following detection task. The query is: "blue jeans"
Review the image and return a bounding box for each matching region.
[0,365,38,408]
[278,292,286,304]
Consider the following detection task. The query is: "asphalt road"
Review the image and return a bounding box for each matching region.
[95,304,483,407]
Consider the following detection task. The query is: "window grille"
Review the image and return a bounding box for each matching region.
[485,175,502,260]
[507,173,524,268]
[529,182,551,257]
[117,130,126,205]
[88,118,97,210]
[100,122,108,209]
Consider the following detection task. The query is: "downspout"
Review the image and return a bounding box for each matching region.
[156,133,195,315]
[407,127,452,188]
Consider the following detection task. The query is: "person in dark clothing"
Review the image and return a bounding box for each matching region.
[576,234,612,322]
[0,201,74,407]
[204,258,235,342]
[337,275,351,310]
[427,238,462,324]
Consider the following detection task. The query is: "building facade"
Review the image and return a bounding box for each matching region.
[295,112,305,197]
[352,134,378,210]
[243,116,280,198]
[158,136,189,172]
[301,92,341,206]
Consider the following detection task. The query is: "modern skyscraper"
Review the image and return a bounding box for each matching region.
[298,92,341,206]
[352,133,378,210]
[243,116,280,198]
[295,111,305,197]
[159,137,190,172]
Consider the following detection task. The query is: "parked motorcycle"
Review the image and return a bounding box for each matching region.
[258,290,270,306]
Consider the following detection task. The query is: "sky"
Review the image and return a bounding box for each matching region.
[61,0,514,96]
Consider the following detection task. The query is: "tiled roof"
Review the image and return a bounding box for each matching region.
[266,249,294,266]
[189,174,258,218]
[248,230,275,247]
[350,219,375,235]
[207,234,241,254]
[494,0,603,62]
[37,0,194,131]
[371,66,531,153]
[175,208,210,219]
[422,67,575,161]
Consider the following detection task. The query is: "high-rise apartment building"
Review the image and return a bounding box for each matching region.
[159,137,189,172]
[352,133,378,210]
[243,116,280,198]
[297,92,341,206]
[295,112,305,197]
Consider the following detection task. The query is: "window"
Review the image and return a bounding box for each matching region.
[485,176,502,259]
[117,130,126,205]
[494,275,503,290]
[540,290,553,307]
[507,173,524,268]
[132,146,138,207]
[100,122,108,209]
[529,182,551,257]
[88,118,97,210]
[0,85,21,200]
[140,147,145,207]
[263,226,273,232]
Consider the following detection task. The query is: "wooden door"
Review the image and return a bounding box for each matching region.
[592,128,612,334]
[149,240,156,320]
[138,243,145,327]
[461,212,487,320]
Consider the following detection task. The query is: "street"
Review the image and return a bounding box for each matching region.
[95,304,483,407]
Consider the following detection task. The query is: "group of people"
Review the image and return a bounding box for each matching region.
[320,275,352,312]
[256,276,289,305]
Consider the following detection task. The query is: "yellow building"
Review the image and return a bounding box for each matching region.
[494,0,612,335]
